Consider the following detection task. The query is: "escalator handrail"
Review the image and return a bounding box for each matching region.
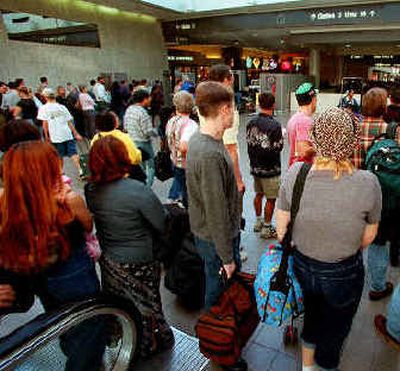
[0,296,141,370]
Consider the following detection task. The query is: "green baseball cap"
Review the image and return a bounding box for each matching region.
[295,82,318,97]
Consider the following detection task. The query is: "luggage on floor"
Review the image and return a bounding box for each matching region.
[195,272,259,366]
[164,234,205,309]
[254,163,310,326]
[161,203,205,309]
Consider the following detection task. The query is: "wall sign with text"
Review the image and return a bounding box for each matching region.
[309,8,380,23]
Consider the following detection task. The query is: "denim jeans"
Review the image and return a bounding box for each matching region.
[168,166,187,206]
[368,243,389,292]
[387,283,400,342]
[194,234,241,310]
[135,140,155,187]
[293,250,364,370]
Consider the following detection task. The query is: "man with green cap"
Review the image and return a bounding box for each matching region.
[287,82,318,166]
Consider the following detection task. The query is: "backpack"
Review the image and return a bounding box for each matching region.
[254,163,310,326]
[365,122,400,214]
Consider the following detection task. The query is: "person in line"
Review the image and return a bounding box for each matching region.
[277,106,381,371]
[246,92,283,239]
[338,89,360,114]
[56,85,68,106]
[150,83,165,128]
[85,136,173,358]
[37,88,84,179]
[352,87,395,301]
[203,64,247,261]
[0,141,105,370]
[186,81,246,370]
[383,87,400,266]
[287,82,318,167]
[14,87,38,124]
[88,79,96,100]
[173,79,183,94]
[93,76,110,110]
[166,91,198,207]
[110,81,126,126]
[91,111,144,182]
[37,76,48,94]
[78,85,96,140]
[124,89,157,187]
[1,81,20,116]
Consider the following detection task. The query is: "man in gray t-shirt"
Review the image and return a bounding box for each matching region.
[186,81,241,311]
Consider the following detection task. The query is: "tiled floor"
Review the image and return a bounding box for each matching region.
[1,113,399,371]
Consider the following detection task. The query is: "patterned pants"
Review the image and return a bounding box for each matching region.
[100,256,174,358]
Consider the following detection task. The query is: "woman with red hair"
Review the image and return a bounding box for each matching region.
[85,135,173,358]
[0,140,105,370]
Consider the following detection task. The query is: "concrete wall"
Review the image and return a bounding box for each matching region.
[0,0,168,88]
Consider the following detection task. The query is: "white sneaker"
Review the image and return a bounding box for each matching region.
[260,224,278,240]
[253,219,264,233]
[240,251,248,262]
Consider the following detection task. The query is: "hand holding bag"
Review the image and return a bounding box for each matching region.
[254,163,311,326]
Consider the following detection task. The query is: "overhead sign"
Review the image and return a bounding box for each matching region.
[168,55,194,61]
[310,9,379,22]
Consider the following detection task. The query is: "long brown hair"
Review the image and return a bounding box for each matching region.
[0,141,73,273]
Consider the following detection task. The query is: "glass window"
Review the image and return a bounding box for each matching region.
[1,11,100,48]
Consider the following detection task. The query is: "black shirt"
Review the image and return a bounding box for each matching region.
[17,99,38,120]
[246,113,283,178]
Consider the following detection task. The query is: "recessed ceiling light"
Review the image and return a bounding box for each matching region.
[345,44,351,48]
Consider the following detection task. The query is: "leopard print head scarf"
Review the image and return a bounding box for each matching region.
[310,106,360,162]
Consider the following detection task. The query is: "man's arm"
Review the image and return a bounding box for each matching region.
[296,140,316,160]
[43,120,50,141]
[225,143,245,193]
[199,156,236,264]
[67,121,82,141]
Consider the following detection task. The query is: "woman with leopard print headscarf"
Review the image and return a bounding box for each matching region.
[276,106,382,371]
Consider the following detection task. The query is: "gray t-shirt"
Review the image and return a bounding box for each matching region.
[186,132,240,264]
[277,162,382,262]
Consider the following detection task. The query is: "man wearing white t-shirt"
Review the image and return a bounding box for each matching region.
[38,88,83,178]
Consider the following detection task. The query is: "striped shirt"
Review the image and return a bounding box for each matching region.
[124,105,154,142]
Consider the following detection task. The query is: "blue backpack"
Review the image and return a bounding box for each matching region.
[254,163,310,326]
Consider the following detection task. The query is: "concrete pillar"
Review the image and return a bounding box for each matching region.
[309,48,320,88]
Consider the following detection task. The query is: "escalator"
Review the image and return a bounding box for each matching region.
[0,297,139,371]
[0,297,210,371]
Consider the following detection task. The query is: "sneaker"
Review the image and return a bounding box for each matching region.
[253,219,264,233]
[374,314,400,351]
[369,282,394,301]
[240,251,248,262]
[260,224,278,240]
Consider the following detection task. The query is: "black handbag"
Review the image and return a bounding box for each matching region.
[154,150,174,181]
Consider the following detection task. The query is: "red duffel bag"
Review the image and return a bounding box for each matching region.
[195,272,260,366]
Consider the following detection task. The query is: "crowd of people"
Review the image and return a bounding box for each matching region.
[0,65,398,371]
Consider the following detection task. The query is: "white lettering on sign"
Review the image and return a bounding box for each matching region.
[168,56,194,61]
[310,9,379,22]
